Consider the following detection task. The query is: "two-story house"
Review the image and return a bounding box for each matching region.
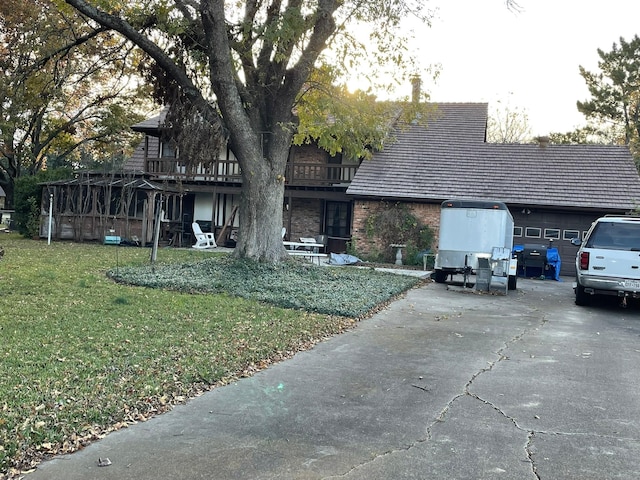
[41,108,360,253]
[41,102,640,277]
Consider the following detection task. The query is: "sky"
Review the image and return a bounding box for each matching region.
[405,0,640,136]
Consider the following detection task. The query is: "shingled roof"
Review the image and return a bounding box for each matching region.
[130,110,167,135]
[403,102,488,145]
[347,103,640,211]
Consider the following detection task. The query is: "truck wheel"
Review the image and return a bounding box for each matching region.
[507,275,517,290]
[575,281,590,306]
[434,270,448,283]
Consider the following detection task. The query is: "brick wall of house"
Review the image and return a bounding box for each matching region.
[283,198,323,241]
[351,200,441,257]
[291,144,328,163]
[289,145,330,183]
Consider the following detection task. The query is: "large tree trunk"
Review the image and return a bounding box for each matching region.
[234,161,288,263]
[232,133,291,263]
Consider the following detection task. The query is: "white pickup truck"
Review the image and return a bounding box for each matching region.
[572,215,640,306]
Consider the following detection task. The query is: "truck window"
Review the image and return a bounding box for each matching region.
[586,222,640,250]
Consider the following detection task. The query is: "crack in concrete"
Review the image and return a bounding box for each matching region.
[326,313,557,479]
[327,302,640,479]
[426,309,541,435]
[458,315,549,479]
[525,431,541,480]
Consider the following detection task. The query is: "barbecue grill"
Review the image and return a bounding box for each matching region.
[519,244,548,277]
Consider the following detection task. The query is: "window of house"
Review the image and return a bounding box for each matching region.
[513,226,523,237]
[544,228,560,240]
[325,201,350,238]
[160,141,177,158]
[563,230,580,241]
[525,227,541,238]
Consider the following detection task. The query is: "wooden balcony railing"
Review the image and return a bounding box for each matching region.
[146,157,358,186]
[285,162,358,186]
[146,158,242,182]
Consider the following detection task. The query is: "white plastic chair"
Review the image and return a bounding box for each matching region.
[192,222,217,249]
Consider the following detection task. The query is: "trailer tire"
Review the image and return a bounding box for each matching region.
[434,270,448,283]
[507,275,517,290]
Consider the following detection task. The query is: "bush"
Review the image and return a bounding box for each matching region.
[13,168,73,237]
[361,202,434,265]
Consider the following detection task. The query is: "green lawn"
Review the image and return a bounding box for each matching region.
[0,234,420,477]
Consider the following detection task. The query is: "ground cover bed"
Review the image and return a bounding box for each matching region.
[0,234,421,478]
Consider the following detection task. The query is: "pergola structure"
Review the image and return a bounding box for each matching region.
[41,172,186,246]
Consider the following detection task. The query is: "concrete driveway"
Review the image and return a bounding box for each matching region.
[27,277,640,480]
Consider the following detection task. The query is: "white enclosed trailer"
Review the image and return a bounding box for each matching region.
[434,199,518,290]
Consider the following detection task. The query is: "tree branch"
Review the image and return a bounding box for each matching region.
[200,0,259,161]
[26,26,110,74]
[280,0,338,110]
[64,0,222,129]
